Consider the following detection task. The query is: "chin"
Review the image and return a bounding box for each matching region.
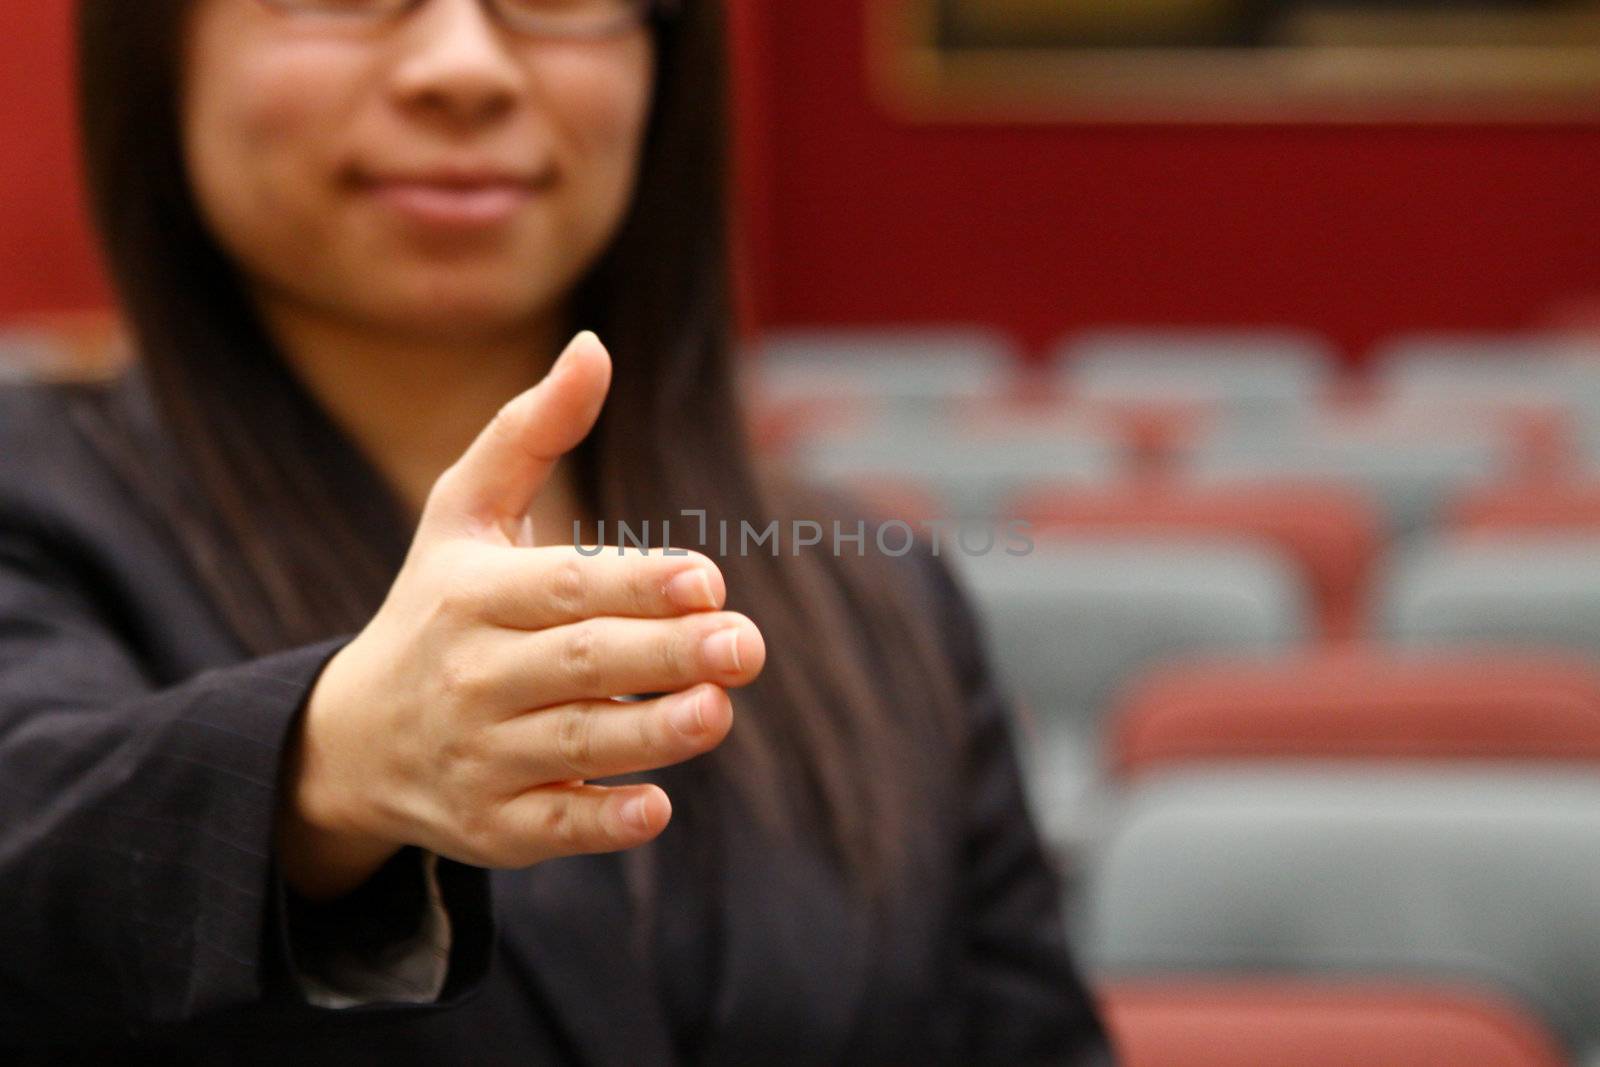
[358,279,559,340]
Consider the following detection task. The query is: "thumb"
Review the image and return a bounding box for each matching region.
[423,330,612,542]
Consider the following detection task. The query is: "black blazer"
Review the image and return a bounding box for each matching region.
[0,368,1112,1065]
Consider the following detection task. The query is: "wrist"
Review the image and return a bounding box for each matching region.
[277,647,403,901]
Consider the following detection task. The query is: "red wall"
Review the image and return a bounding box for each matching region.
[7,1,1600,361]
[0,1,109,318]
[736,0,1600,359]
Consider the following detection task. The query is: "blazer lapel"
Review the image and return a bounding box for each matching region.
[493,849,676,1067]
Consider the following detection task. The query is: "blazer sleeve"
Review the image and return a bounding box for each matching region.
[281,847,454,1008]
[915,547,1115,1066]
[0,516,494,1039]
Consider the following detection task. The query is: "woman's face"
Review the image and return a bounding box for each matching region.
[181,0,656,342]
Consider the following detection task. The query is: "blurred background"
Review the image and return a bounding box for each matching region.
[9,1,1600,1064]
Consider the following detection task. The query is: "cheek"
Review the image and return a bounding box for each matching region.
[542,44,655,236]
[185,32,356,275]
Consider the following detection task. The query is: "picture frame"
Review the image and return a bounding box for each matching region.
[869,0,1600,124]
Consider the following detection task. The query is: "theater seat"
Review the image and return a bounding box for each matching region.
[1369,332,1600,415]
[748,326,1018,406]
[949,542,1305,850]
[1382,535,1600,653]
[1184,415,1512,540]
[794,428,1122,517]
[1083,769,1600,1061]
[1013,481,1381,642]
[1052,328,1335,411]
[1448,482,1600,537]
[1102,980,1567,1067]
[1108,648,1600,779]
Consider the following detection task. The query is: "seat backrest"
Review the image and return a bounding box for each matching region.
[748,327,1017,405]
[1108,648,1600,779]
[1370,333,1600,413]
[951,541,1307,740]
[1184,420,1512,540]
[1448,483,1600,537]
[1102,979,1568,1067]
[1381,535,1600,654]
[1083,769,1600,1054]
[795,428,1122,517]
[1013,481,1381,642]
[1052,329,1335,410]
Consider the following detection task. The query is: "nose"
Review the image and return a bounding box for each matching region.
[388,0,523,129]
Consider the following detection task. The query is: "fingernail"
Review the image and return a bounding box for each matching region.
[667,688,707,736]
[665,569,716,611]
[702,627,744,674]
[623,795,652,833]
[554,330,593,373]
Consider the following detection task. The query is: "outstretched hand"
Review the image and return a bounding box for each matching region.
[279,331,765,899]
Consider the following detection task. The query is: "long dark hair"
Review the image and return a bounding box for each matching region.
[73,0,965,903]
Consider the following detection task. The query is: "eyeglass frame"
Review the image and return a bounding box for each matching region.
[253,0,681,41]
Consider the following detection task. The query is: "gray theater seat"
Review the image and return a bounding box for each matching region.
[748,327,1017,406]
[949,540,1307,851]
[1052,328,1336,411]
[794,428,1122,518]
[1370,332,1600,414]
[1382,534,1600,654]
[1082,768,1600,1060]
[1184,426,1510,540]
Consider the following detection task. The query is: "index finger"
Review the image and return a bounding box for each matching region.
[465,544,728,630]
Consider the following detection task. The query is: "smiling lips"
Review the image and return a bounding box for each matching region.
[356,168,549,228]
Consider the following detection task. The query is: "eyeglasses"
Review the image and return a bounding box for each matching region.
[255,0,677,41]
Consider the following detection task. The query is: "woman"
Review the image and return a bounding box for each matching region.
[0,0,1111,1061]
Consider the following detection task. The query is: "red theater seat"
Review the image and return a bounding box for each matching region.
[1014,481,1381,642]
[1102,981,1568,1067]
[1109,648,1600,779]
[1448,481,1600,537]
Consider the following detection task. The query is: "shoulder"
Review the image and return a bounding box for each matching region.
[2,368,183,527]
[0,370,173,568]
[0,378,94,469]
[0,372,245,674]
[0,377,128,534]
[0,370,172,563]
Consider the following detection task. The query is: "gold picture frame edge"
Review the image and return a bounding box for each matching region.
[867,0,1600,126]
